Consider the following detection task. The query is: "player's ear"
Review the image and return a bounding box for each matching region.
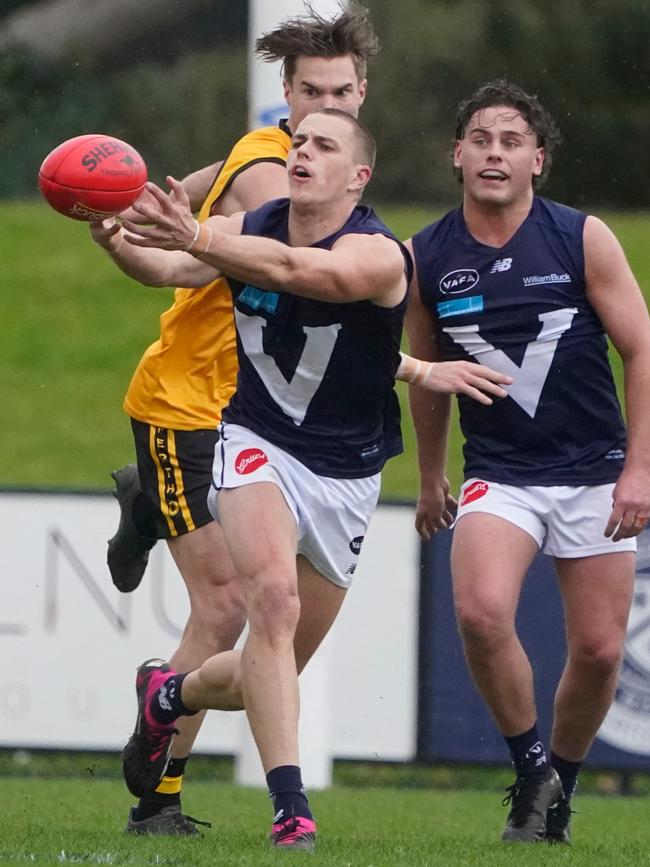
[357,77,368,106]
[350,164,372,193]
[533,147,544,178]
[453,139,463,169]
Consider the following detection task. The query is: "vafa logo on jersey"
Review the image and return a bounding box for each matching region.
[439,258,512,295]
[439,269,479,295]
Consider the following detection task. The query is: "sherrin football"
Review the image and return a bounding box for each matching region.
[38,134,147,221]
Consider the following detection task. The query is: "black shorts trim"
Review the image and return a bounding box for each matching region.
[131,419,218,539]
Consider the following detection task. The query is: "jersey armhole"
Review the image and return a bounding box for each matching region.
[210,157,287,216]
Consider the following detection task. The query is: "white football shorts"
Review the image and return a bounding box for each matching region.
[207,423,381,588]
[455,478,637,558]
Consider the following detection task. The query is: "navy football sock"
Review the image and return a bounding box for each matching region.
[149,673,197,724]
[551,751,581,800]
[504,723,548,775]
[267,765,312,821]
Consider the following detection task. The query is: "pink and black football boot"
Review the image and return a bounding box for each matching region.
[122,658,179,797]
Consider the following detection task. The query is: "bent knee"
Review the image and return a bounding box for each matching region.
[184,583,247,650]
[246,571,301,634]
[569,639,624,676]
[455,600,514,645]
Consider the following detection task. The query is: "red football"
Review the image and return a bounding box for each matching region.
[38,134,147,221]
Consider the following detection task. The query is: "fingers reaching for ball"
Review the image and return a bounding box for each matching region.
[89,216,122,251]
[117,186,161,224]
[121,179,197,251]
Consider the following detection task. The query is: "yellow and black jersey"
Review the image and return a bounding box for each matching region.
[124,122,292,430]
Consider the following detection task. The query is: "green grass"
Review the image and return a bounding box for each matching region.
[2,776,650,866]
[1,202,168,489]
[2,201,649,499]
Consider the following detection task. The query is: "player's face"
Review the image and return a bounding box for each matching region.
[284,55,366,129]
[287,113,370,206]
[454,105,544,208]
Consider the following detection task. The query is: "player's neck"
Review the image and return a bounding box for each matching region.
[287,199,355,247]
[462,193,534,248]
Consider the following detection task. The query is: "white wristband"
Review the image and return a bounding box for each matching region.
[397,352,425,385]
[408,359,422,384]
[185,219,201,252]
[420,362,434,385]
[198,226,213,256]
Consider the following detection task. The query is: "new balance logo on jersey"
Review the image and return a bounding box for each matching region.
[490,258,512,273]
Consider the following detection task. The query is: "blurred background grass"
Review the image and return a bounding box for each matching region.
[2,201,648,500]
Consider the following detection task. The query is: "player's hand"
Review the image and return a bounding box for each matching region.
[89,216,122,251]
[417,361,512,404]
[604,467,650,541]
[122,178,197,250]
[415,478,457,542]
[117,186,162,224]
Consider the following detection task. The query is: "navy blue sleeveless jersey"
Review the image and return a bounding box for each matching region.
[412,197,626,486]
[222,198,411,478]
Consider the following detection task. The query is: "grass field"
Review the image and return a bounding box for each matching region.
[3,200,649,500]
[3,776,650,866]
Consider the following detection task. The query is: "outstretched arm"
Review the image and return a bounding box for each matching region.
[123,179,407,306]
[89,204,242,289]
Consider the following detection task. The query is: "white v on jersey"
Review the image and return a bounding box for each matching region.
[412,197,626,486]
[223,198,411,479]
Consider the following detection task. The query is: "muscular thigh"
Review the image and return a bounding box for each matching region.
[555,552,635,648]
[166,519,236,591]
[131,418,218,539]
[452,513,539,620]
[216,482,299,588]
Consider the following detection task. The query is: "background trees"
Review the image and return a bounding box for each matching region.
[2,0,649,207]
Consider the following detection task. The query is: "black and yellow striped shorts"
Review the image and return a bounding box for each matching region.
[130,419,219,539]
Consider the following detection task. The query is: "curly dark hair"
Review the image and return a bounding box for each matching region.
[454,79,562,188]
[255,2,380,83]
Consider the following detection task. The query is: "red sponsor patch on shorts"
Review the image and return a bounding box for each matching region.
[235,448,269,475]
[461,480,489,506]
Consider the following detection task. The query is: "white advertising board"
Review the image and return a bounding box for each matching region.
[0,492,418,765]
[248,0,345,129]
